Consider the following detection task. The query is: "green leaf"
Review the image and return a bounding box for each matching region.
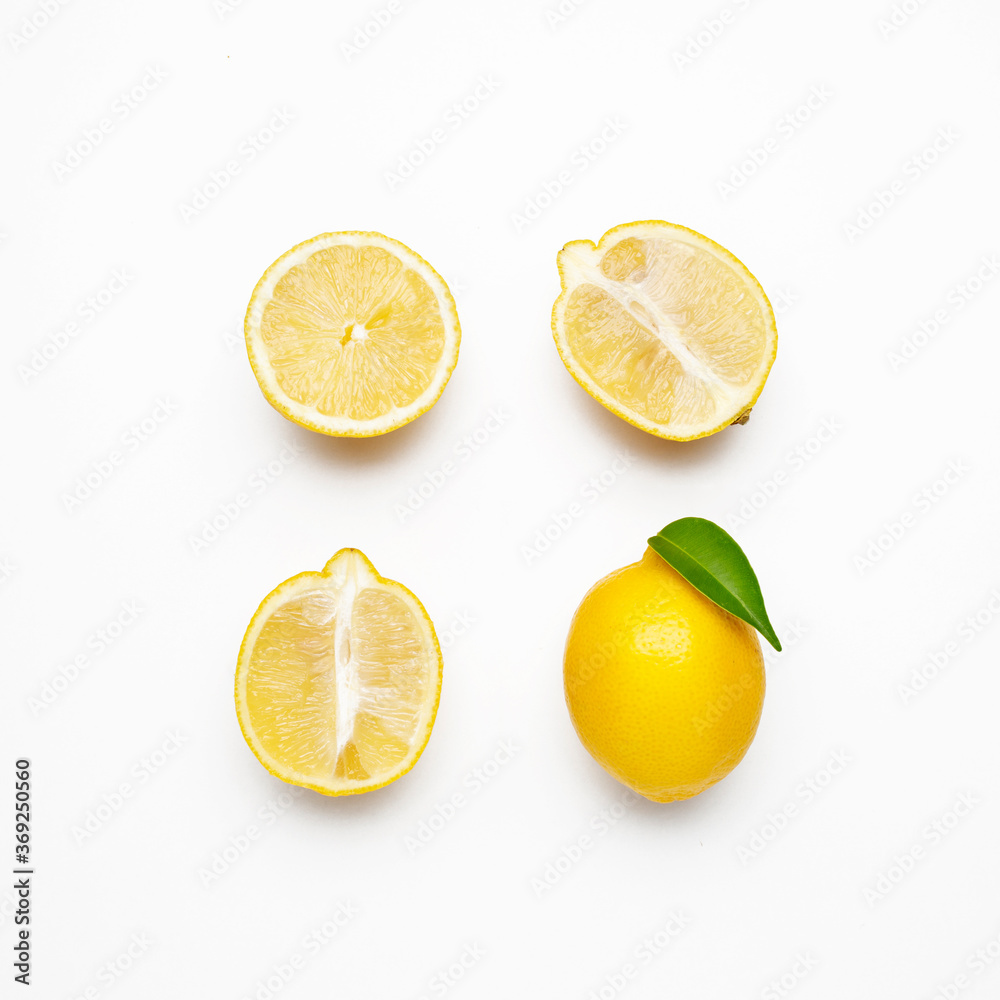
[647,517,782,651]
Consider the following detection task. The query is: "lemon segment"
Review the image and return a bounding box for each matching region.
[236,549,442,795]
[564,548,765,802]
[246,232,460,437]
[552,221,777,441]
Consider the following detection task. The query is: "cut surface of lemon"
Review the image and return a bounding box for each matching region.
[552,220,777,441]
[235,549,442,796]
[245,232,460,437]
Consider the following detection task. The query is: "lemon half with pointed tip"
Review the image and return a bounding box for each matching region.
[235,549,442,796]
[245,231,461,437]
[552,220,777,441]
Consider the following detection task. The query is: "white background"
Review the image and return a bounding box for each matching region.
[3,0,1000,996]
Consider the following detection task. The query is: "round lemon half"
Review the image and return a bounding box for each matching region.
[245,231,461,437]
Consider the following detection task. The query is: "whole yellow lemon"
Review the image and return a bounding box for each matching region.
[564,547,765,802]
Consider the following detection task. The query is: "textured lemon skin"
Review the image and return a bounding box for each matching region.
[235,549,442,797]
[564,548,764,802]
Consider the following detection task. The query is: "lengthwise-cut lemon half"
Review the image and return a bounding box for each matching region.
[552,221,777,441]
[235,549,442,796]
[245,232,460,437]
